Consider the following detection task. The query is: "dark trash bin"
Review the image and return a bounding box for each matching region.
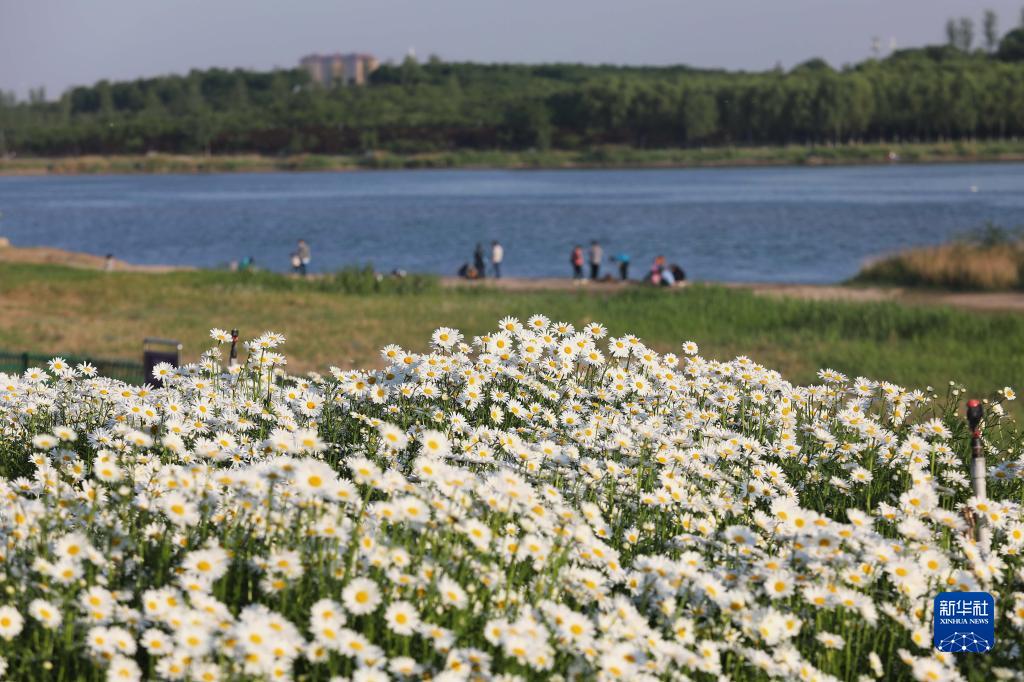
[143,337,181,387]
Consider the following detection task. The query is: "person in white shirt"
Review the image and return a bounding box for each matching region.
[491,241,504,279]
[589,240,603,280]
[295,239,311,276]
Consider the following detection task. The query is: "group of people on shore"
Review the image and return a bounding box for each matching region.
[458,241,505,280]
[570,241,685,286]
[456,239,685,286]
[570,241,629,282]
[285,237,683,285]
[648,255,686,286]
[228,239,304,274]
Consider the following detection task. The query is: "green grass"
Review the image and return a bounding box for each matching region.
[6,139,1024,175]
[0,263,1020,399]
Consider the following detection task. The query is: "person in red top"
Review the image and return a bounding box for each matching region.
[650,255,665,285]
[571,245,584,280]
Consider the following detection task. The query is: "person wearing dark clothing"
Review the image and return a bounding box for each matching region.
[473,243,487,280]
[571,245,584,280]
[458,263,481,280]
[610,253,630,281]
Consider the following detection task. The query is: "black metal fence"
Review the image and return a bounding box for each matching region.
[0,350,146,385]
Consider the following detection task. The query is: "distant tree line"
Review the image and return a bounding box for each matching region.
[3,11,1024,157]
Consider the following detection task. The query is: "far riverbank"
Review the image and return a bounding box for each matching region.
[4,140,1024,175]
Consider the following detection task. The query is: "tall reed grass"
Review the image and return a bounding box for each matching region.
[855,224,1024,291]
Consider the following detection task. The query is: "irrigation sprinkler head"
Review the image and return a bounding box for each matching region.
[228,329,241,367]
[966,399,983,435]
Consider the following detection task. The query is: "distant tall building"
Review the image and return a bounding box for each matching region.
[300,53,379,87]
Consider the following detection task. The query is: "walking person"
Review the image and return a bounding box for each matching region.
[491,240,504,279]
[571,245,584,280]
[474,243,487,280]
[296,239,311,277]
[589,240,603,280]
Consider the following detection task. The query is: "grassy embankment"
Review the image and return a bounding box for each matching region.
[856,223,1024,291]
[0,262,1021,398]
[4,140,1024,175]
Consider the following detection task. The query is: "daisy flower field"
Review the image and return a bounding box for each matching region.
[0,316,1021,681]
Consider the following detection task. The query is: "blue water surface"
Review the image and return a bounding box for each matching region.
[1,164,1022,283]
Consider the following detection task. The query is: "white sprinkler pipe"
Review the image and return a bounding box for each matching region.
[967,399,990,548]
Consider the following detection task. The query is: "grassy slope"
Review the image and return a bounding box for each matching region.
[1,263,1022,398]
[4,140,1024,174]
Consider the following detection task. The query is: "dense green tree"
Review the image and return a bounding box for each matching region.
[842,74,876,139]
[999,27,1024,60]
[947,70,980,137]
[400,56,423,87]
[183,76,213,154]
[680,88,717,144]
[502,100,552,149]
[229,78,250,110]
[785,78,817,142]
[628,85,680,147]
[946,19,958,47]
[748,80,788,143]
[984,10,1000,52]
[813,73,845,141]
[96,81,114,117]
[142,88,164,115]
[947,17,975,51]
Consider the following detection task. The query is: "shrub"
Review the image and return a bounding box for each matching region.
[855,223,1024,291]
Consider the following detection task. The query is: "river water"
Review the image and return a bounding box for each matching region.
[1,163,1022,283]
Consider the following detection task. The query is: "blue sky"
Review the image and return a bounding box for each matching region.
[1,0,1022,97]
